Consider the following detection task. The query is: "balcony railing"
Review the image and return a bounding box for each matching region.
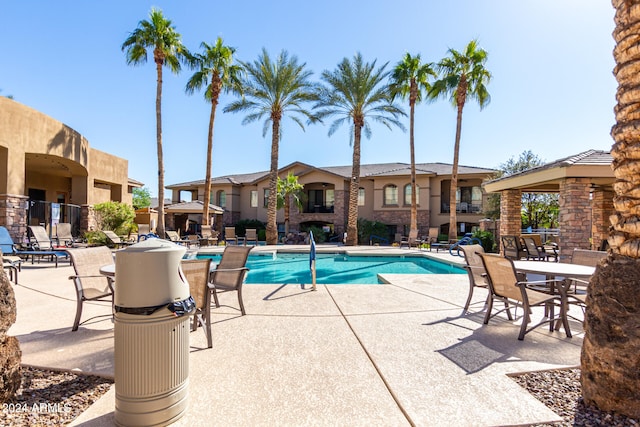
[441,202,482,214]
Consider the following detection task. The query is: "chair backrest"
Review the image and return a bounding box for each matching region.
[28,225,53,250]
[407,229,419,242]
[224,227,236,239]
[571,249,607,267]
[428,227,439,243]
[460,244,487,286]
[0,226,16,255]
[201,225,212,239]
[67,246,114,294]
[501,235,526,260]
[56,223,74,240]
[166,230,180,242]
[521,234,543,247]
[181,258,211,311]
[522,237,542,257]
[102,230,122,244]
[246,229,257,240]
[478,253,523,302]
[212,245,252,289]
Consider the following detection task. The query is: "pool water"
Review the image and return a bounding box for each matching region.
[198,252,465,284]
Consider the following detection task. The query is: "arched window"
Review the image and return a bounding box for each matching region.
[217,190,226,208]
[384,184,398,206]
[404,184,419,206]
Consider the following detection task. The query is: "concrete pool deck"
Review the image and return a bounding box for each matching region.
[8,244,585,426]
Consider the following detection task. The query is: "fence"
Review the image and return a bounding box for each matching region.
[27,200,82,238]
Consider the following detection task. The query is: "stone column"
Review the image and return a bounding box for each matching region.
[0,194,28,242]
[558,178,591,261]
[499,189,522,252]
[591,188,614,251]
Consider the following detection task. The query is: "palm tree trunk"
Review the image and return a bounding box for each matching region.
[409,98,417,235]
[203,95,218,227]
[284,195,290,235]
[347,125,362,246]
[448,103,464,241]
[266,120,280,244]
[580,0,640,417]
[155,62,166,238]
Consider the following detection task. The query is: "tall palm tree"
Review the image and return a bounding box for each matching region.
[315,53,405,246]
[224,49,318,244]
[122,8,188,238]
[430,40,491,242]
[185,37,242,228]
[390,53,436,237]
[277,172,305,235]
[581,0,640,417]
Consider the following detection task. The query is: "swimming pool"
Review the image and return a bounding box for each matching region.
[198,252,465,284]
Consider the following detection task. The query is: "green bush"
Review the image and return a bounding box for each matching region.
[93,201,136,236]
[234,219,266,238]
[472,230,496,253]
[303,225,327,243]
[84,230,108,246]
[357,218,390,245]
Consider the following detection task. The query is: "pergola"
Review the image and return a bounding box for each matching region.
[164,201,225,233]
[482,150,615,261]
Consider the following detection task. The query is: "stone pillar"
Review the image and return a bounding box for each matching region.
[0,257,22,403]
[0,194,28,242]
[81,204,98,233]
[558,178,591,261]
[591,188,614,251]
[499,189,522,252]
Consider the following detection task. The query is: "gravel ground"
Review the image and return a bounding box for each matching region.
[2,366,639,426]
[2,366,113,426]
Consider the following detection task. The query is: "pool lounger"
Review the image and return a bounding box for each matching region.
[19,250,70,267]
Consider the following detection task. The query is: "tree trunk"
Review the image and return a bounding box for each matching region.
[346,124,362,246]
[266,119,280,244]
[580,0,640,417]
[448,102,464,241]
[155,61,166,238]
[0,255,21,403]
[409,94,418,236]
[203,82,220,227]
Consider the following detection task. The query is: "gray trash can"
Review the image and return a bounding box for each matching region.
[113,238,195,427]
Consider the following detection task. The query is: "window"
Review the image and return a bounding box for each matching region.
[404,184,419,206]
[263,189,270,208]
[358,188,365,206]
[250,190,258,208]
[384,184,398,205]
[325,189,335,209]
[217,190,226,208]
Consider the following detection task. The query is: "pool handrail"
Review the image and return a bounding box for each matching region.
[449,236,482,257]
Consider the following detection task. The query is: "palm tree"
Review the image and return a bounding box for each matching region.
[277,172,305,235]
[185,37,242,228]
[121,7,188,238]
[390,53,436,237]
[581,0,640,417]
[224,49,318,244]
[315,53,405,246]
[430,40,491,242]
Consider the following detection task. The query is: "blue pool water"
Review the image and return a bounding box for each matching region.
[198,252,465,284]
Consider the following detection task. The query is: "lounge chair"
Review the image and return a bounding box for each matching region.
[67,246,115,331]
[501,235,528,260]
[103,230,133,249]
[459,244,490,312]
[181,258,213,348]
[166,230,191,246]
[14,225,70,267]
[399,229,423,249]
[55,222,87,248]
[0,227,24,283]
[27,225,55,250]
[209,245,252,315]
[478,253,570,340]
[245,228,258,246]
[199,225,218,247]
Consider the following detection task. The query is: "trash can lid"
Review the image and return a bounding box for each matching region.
[119,238,187,254]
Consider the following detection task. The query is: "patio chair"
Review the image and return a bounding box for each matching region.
[478,253,570,340]
[0,226,23,283]
[401,229,423,249]
[245,228,258,246]
[209,245,252,315]
[501,235,528,260]
[522,236,557,262]
[199,225,218,247]
[459,244,490,311]
[224,226,238,245]
[181,258,213,348]
[427,227,439,245]
[15,225,70,267]
[562,248,608,312]
[166,230,190,246]
[55,222,87,248]
[67,246,115,331]
[103,230,133,249]
[27,225,55,250]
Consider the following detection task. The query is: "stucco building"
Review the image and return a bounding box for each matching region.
[0,97,139,242]
[167,161,496,241]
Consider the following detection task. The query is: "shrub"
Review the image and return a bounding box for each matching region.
[472,230,496,253]
[234,219,266,238]
[357,218,389,245]
[303,225,327,243]
[93,202,136,236]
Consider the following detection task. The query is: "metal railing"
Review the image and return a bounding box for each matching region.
[27,200,82,238]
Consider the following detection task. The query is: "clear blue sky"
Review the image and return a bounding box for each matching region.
[1,1,616,197]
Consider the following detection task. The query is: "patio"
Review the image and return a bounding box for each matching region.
[8,246,585,426]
